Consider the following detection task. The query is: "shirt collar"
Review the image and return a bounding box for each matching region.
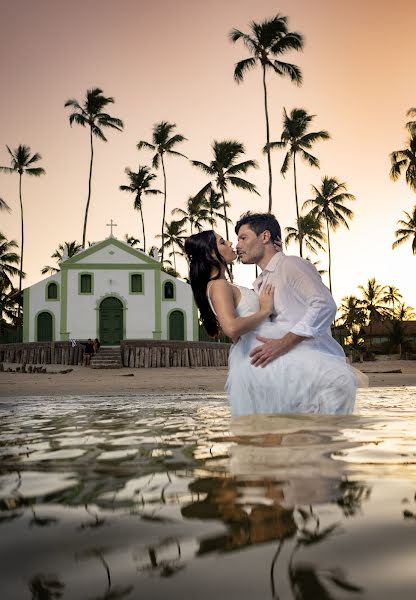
[252,252,284,289]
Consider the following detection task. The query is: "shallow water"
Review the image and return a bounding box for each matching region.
[1,388,416,599]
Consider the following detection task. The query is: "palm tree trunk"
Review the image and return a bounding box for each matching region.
[293,152,302,257]
[82,127,94,248]
[18,173,23,295]
[220,187,230,240]
[173,248,177,272]
[262,63,273,212]
[161,153,167,263]
[326,218,332,294]
[139,204,146,252]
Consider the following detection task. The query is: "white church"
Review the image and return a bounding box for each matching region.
[22,234,198,345]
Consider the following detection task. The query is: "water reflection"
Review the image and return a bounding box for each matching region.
[0,391,415,598]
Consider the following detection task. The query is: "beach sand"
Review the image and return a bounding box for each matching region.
[0,359,415,398]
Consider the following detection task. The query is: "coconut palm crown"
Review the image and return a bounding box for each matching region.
[389,135,416,192]
[65,87,124,247]
[41,241,83,275]
[284,212,327,255]
[137,121,187,262]
[392,205,416,255]
[230,14,303,212]
[119,166,162,252]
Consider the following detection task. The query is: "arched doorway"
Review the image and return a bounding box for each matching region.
[99,297,123,345]
[37,312,53,341]
[168,310,185,341]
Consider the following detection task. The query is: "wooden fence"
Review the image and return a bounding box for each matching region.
[0,340,231,368]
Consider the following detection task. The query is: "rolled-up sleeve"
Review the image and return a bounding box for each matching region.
[285,259,337,338]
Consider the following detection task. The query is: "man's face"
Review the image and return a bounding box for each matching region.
[236,224,266,264]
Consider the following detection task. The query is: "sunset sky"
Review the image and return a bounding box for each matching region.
[1,0,415,308]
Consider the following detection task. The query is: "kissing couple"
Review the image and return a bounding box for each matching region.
[185,212,364,416]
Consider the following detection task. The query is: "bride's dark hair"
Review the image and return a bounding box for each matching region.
[184,230,228,338]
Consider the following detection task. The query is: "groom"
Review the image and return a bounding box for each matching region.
[235,212,345,367]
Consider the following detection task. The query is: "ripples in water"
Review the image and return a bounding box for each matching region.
[1,388,416,599]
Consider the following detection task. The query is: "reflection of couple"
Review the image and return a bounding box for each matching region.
[185,212,360,416]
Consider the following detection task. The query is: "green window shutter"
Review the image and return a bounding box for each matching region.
[47,283,58,299]
[131,274,143,293]
[80,274,92,293]
[163,282,174,299]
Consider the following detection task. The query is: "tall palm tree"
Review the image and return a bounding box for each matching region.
[337,295,366,329]
[192,140,258,240]
[358,277,387,347]
[41,241,82,275]
[230,15,303,211]
[203,188,231,229]
[0,145,45,297]
[268,108,330,255]
[65,87,124,247]
[0,197,11,212]
[284,211,326,255]
[0,233,21,290]
[389,135,416,191]
[303,176,355,293]
[137,122,187,262]
[392,205,416,254]
[172,196,211,235]
[396,302,416,321]
[119,166,162,252]
[382,285,403,317]
[155,219,186,273]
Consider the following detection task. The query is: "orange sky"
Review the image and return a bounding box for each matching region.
[1,0,415,308]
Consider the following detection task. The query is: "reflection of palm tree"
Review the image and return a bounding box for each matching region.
[392,205,416,255]
[268,108,330,255]
[65,88,124,248]
[303,176,355,293]
[137,121,187,262]
[119,166,162,253]
[230,15,303,211]
[192,140,258,241]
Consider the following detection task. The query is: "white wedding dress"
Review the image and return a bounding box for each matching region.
[212,285,358,416]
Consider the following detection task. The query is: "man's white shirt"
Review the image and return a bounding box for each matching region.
[253,252,345,357]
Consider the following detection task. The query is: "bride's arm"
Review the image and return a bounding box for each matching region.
[209,280,273,339]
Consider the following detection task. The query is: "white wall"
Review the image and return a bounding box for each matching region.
[160,273,196,341]
[28,273,61,342]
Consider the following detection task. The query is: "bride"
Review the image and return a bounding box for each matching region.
[184,229,358,416]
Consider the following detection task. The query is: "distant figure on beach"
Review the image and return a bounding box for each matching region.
[185,212,359,416]
[83,338,94,366]
[93,338,101,354]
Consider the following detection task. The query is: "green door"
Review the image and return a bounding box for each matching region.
[169,310,185,341]
[37,312,53,341]
[99,297,123,345]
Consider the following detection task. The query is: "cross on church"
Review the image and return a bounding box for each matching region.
[106,219,117,237]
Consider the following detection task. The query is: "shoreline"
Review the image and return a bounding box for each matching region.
[1,359,416,398]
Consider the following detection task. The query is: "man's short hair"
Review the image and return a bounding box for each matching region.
[235,212,281,242]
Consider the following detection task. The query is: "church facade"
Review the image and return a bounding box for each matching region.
[22,237,198,344]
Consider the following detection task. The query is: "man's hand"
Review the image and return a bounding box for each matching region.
[250,332,305,367]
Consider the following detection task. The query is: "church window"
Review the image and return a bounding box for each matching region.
[130,273,143,293]
[80,273,92,294]
[163,281,175,300]
[47,282,58,300]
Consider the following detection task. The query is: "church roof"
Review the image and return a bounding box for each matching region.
[61,237,160,267]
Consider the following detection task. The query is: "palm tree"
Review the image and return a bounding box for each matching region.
[406,107,416,134]
[155,219,186,273]
[137,121,187,262]
[124,235,141,248]
[303,176,355,293]
[389,135,416,191]
[337,295,366,329]
[284,212,326,255]
[203,188,231,229]
[268,108,330,255]
[392,205,416,254]
[192,140,258,240]
[396,302,416,321]
[230,15,303,211]
[0,197,11,212]
[382,285,403,317]
[41,241,82,275]
[358,277,387,347]
[65,87,124,247]
[119,166,162,252]
[0,145,45,298]
[172,196,211,235]
[0,233,21,290]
